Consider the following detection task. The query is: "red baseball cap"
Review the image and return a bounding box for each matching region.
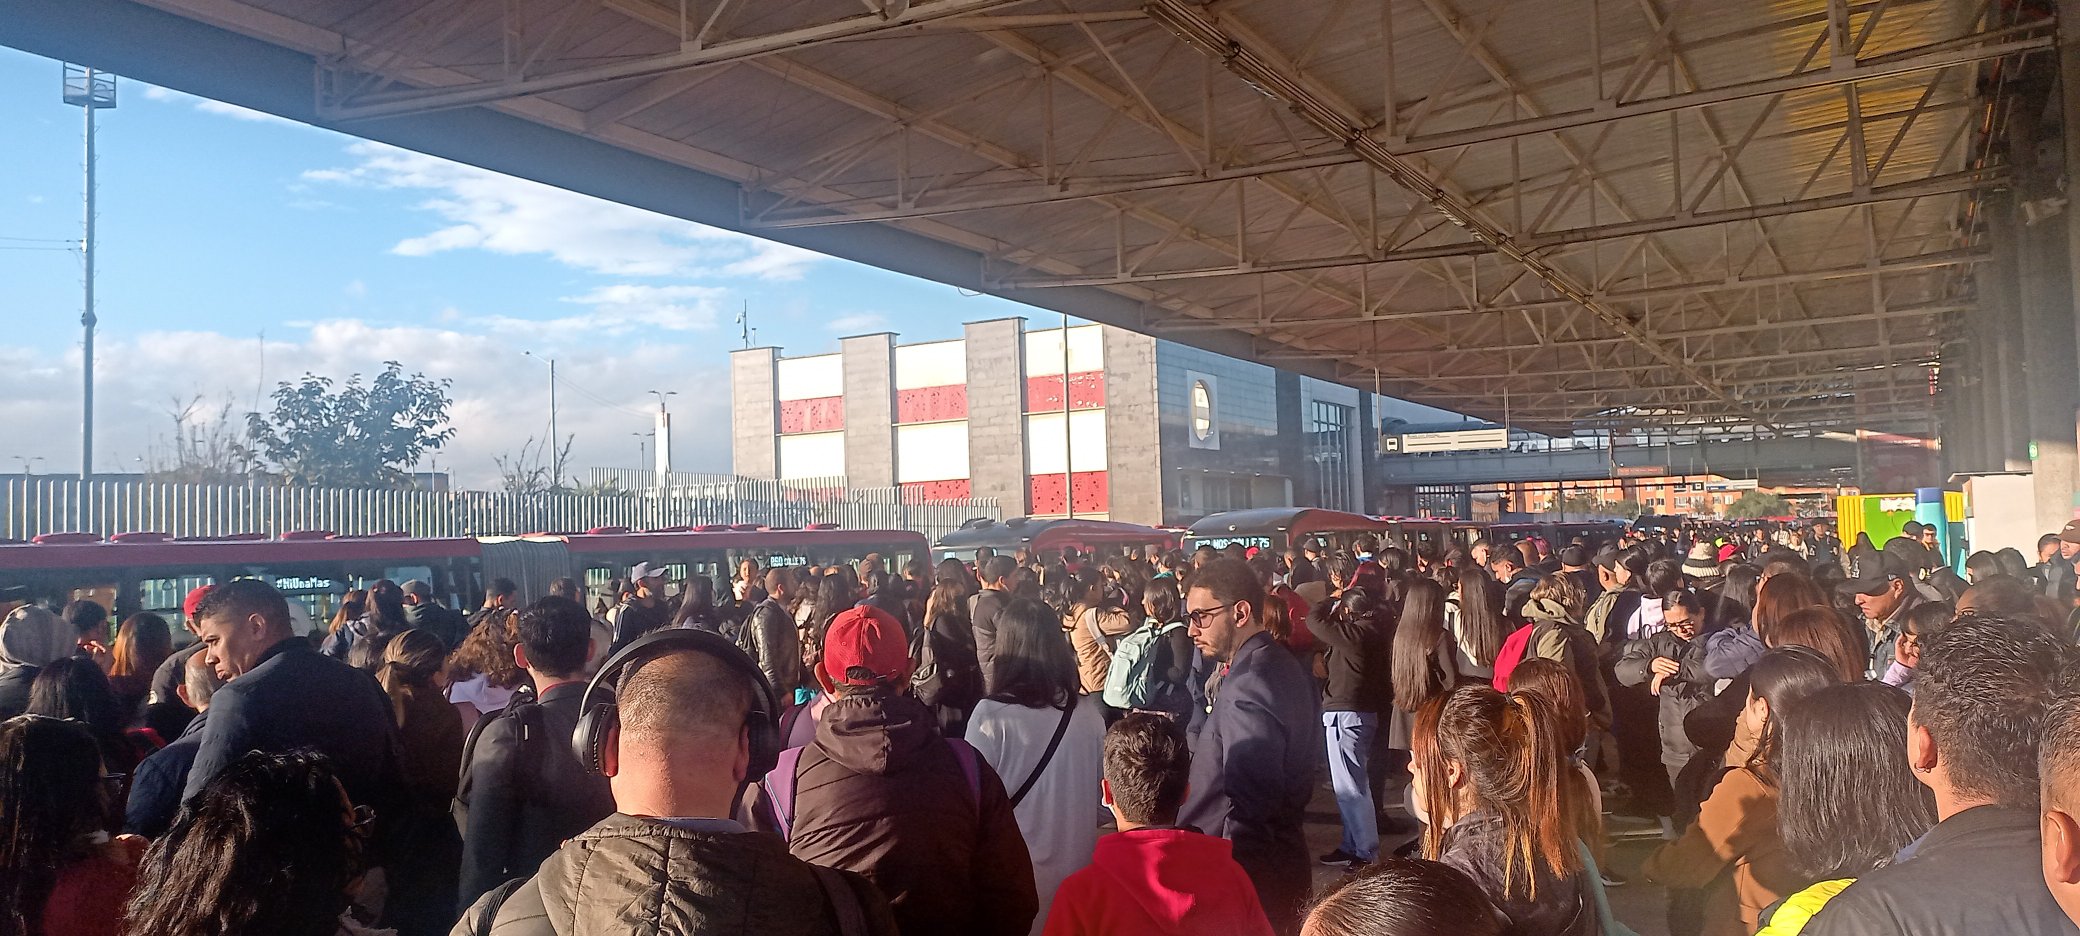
[182,585,214,619]
[819,605,910,691]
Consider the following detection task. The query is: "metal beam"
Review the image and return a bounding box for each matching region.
[747,97,1972,231]
[316,0,1023,120]
[745,148,1357,228]
[1381,24,2053,152]
[990,168,1994,289]
[1150,250,1981,329]
[1151,0,1761,418]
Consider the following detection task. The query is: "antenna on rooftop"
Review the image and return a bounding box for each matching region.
[737,301,752,348]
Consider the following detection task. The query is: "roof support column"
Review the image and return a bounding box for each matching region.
[2019,187,2078,530]
[1982,192,2032,473]
[2055,0,2080,524]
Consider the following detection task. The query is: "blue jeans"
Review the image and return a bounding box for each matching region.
[1323,710,1379,860]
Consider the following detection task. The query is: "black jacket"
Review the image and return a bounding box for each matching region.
[456,680,617,910]
[970,589,1013,693]
[183,638,403,815]
[0,664,37,720]
[1806,805,2079,936]
[1615,629,1716,771]
[1309,598,1393,713]
[406,600,470,650]
[148,641,205,707]
[741,598,803,692]
[1438,811,1594,936]
[124,709,208,838]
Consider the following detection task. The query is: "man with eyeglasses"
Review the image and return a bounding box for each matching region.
[1176,559,1320,936]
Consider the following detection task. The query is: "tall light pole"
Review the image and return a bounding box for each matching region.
[523,351,561,487]
[63,65,116,481]
[648,389,676,492]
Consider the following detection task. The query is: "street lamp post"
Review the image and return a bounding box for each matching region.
[62,64,116,481]
[648,390,676,494]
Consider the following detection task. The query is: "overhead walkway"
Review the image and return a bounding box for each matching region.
[1378,436,1857,486]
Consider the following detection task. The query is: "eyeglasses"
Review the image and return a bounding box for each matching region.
[347,804,376,837]
[1184,605,1230,627]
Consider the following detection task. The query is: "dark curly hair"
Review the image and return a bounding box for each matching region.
[0,716,108,936]
[125,751,366,936]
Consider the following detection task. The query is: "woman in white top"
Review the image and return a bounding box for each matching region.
[444,610,525,725]
[966,595,1105,936]
[1446,567,1507,681]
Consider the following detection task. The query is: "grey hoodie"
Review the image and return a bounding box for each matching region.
[0,605,72,717]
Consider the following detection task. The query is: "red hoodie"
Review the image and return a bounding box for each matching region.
[1042,828,1275,936]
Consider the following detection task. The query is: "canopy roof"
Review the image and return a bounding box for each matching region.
[5,0,2020,435]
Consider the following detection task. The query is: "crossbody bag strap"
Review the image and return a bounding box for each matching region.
[1082,609,1114,658]
[810,865,869,936]
[1010,695,1077,808]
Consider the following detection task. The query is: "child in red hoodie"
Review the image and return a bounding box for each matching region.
[1042,713,1275,936]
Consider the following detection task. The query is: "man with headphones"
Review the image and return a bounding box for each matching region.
[455,627,897,936]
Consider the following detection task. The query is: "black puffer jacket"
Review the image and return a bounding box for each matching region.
[1614,629,1716,773]
[747,689,1038,936]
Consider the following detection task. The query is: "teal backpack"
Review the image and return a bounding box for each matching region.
[1102,618,1187,710]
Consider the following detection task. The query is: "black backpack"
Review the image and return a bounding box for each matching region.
[451,687,543,835]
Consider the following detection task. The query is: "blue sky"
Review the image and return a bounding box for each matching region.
[0,46,1460,488]
[0,46,1056,485]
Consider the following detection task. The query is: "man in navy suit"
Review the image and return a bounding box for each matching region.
[1179,559,1320,936]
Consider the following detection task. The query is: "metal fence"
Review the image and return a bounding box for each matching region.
[1,476,998,543]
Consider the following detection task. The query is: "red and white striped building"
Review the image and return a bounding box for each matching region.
[733,318,1398,527]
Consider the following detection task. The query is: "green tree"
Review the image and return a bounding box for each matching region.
[246,362,455,487]
[1725,489,1790,519]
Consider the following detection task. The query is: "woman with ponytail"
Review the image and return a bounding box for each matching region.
[1641,646,1839,936]
[1411,684,1593,936]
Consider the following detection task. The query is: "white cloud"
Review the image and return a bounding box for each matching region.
[139,83,300,126]
[0,319,731,489]
[344,280,367,299]
[826,312,889,334]
[466,283,728,339]
[307,141,819,281]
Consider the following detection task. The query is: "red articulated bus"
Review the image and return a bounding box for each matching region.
[0,526,929,626]
[932,516,1178,563]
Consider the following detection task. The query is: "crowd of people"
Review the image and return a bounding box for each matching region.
[7,518,2080,936]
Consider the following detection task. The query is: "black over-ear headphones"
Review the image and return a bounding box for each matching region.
[570,627,782,779]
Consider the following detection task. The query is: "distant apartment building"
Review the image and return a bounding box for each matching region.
[729,319,1414,527]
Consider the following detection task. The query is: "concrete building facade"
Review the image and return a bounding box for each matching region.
[730,319,1387,527]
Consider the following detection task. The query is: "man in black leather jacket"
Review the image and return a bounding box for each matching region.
[456,596,615,909]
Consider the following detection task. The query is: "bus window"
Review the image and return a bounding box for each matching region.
[137,575,212,621]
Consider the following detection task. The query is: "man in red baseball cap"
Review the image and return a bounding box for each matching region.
[753,605,1037,936]
[814,604,914,693]
[149,584,216,711]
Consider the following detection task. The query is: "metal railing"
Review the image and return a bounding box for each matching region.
[1,476,998,543]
